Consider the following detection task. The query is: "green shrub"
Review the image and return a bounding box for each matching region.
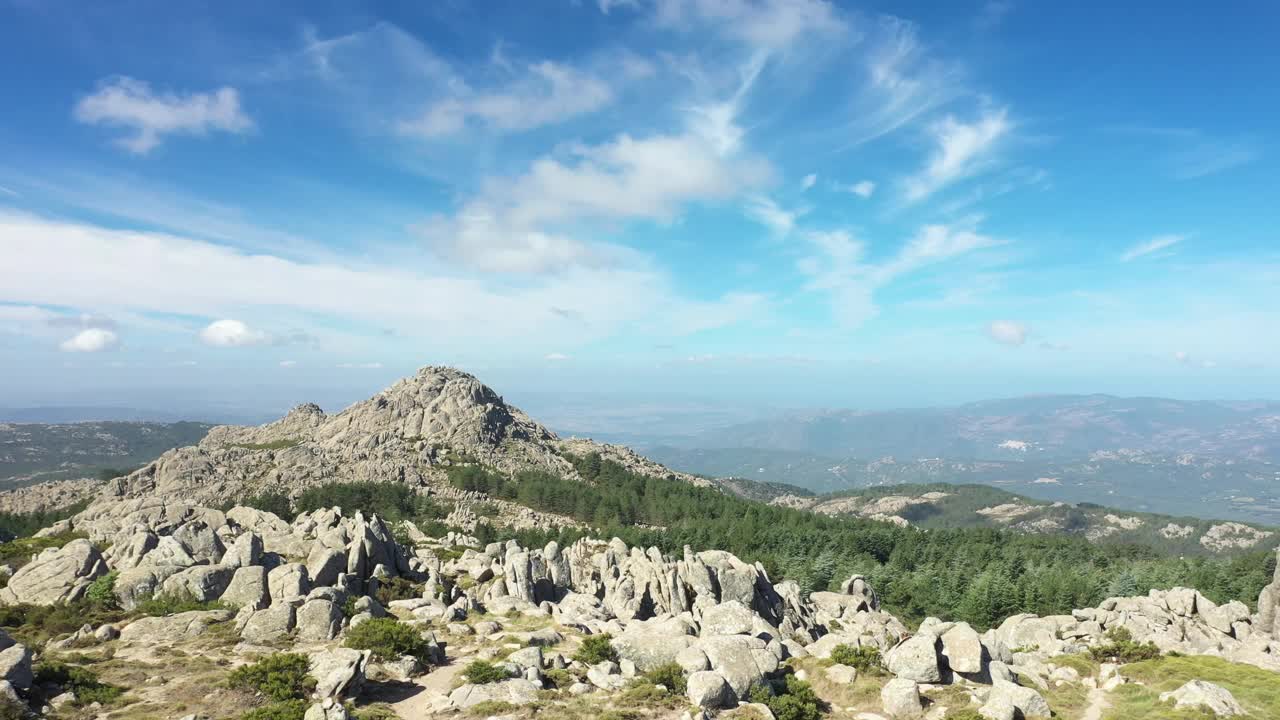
[373,577,420,606]
[0,501,90,541]
[239,492,294,520]
[84,571,119,610]
[228,653,315,701]
[0,601,127,646]
[642,662,686,694]
[241,699,308,720]
[544,668,575,689]
[944,709,986,720]
[343,618,431,661]
[134,590,227,617]
[461,660,510,685]
[33,661,123,706]
[828,644,884,674]
[572,633,618,665]
[1088,627,1161,664]
[748,675,822,720]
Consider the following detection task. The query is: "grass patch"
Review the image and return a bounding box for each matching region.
[134,590,228,617]
[242,699,309,720]
[1103,655,1280,719]
[466,700,518,716]
[231,439,302,451]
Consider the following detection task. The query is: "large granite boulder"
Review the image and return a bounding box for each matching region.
[0,539,108,605]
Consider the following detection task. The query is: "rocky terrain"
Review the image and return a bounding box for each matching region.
[0,495,1275,719]
[0,366,1277,719]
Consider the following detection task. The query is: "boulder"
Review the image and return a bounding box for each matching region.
[296,599,342,641]
[307,546,347,588]
[268,563,310,602]
[700,600,756,636]
[309,648,369,699]
[686,670,733,709]
[587,661,627,691]
[0,645,32,691]
[880,678,922,718]
[677,646,712,673]
[697,634,780,700]
[241,604,296,643]
[940,622,985,675]
[119,610,233,644]
[886,634,942,683]
[304,699,349,720]
[0,539,107,605]
[986,679,1050,719]
[612,622,697,672]
[222,566,270,610]
[827,663,858,684]
[113,565,183,610]
[448,678,540,708]
[160,565,235,602]
[224,532,263,568]
[1158,680,1244,716]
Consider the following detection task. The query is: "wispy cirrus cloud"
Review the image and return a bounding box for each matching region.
[74,76,253,154]
[1120,234,1183,262]
[901,106,1011,203]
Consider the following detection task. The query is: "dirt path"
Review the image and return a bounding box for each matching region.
[387,660,467,719]
[1082,686,1111,720]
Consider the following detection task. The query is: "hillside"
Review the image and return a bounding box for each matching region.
[772,482,1279,555]
[647,445,1280,524]
[0,420,213,487]
[681,395,1280,462]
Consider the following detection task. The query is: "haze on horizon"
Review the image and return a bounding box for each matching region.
[2,0,1277,413]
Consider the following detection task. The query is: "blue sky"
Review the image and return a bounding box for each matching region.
[1,0,1277,416]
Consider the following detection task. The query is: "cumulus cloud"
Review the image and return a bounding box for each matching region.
[801,174,817,190]
[986,320,1029,346]
[1120,234,1183,262]
[74,76,252,154]
[279,360,298,367]
[199,319,270,347]
[902,107,1011,203]
[337,362,383,369]
[745,196,798,236]
[849,180,876,198]
[544,352,570,361]
[59,328,119,352]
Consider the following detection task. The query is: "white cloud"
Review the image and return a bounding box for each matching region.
[401,61,615,137]
[902,107,1011,203]
[1120,234,1183,262]
[745,196,798,236]
[1173,350,1190,364]
[598,0,641,13]
[654,0,845,53]
[986,320,1029,346]
[0,185,18,198]
[199,319,270,347]
[337,362,383,369]
[849,180,876,198]
[59,328,119,352]
[545,352,570,361]
[279,360,298,368]
[801,174,817,190]
[796,222,1001,328]
[423,128,768,273]
[844,16,967,145]
[74,76,252,154]
[0,212,762,350]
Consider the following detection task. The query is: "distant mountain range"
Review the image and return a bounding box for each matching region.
[0,421,213,486]
[642,394,1280,524]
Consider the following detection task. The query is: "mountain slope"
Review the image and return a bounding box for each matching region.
[0,420,213,486]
